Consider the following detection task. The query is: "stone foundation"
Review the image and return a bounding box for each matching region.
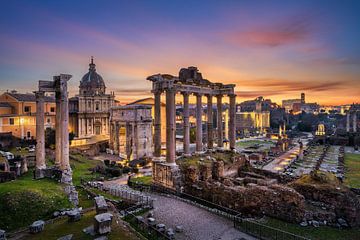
[152,160,181,190]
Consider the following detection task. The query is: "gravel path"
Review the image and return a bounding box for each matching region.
[149,193,256,240]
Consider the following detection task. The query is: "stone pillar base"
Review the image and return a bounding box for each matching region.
[152,161,181,190]
[34,168,46,179]
[61,169,73,184]
[194,151,206,156]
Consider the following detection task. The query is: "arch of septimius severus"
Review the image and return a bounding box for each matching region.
[35,74,72,184]
[148,66,236,189]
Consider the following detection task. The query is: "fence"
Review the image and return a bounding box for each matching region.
[130,182,310,240]
[234,216,310,240]
[83,180,153,208]
[124,205,172,240]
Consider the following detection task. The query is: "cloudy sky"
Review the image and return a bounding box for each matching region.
[0,0,359,105]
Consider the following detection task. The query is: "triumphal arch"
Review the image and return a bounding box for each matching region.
[147,66,236,189]
[35,74,72,184]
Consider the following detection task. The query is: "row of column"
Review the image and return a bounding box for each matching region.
[78,117,109,137]
[153,90,236,164]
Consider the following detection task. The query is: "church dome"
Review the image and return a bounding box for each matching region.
[79,57,106,95]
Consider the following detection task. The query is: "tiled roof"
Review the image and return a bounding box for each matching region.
[6,92,55,102]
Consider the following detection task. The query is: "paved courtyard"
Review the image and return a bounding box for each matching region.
[149,193,256,240]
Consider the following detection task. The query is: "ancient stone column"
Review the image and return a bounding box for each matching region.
[346,113,350,132]
[354,113,357,132]
[182,92,190,156]
[196,93,203,152]
[114,122,120,154]
[166,89,176,164]
[59,76,70,172]
[229,94,236,150]
[216,95,223,148]
[35,91,46,177]
[154,91,162,158]
[206,94,213,149]
[55,91,62,168]
[109,122,114,149]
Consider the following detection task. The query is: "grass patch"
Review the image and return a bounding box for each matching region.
[25,210,139,240]
[129,175,152,185]
[70,153,104,186]
[0,153,105,231]
[260,217,360,240]
[344,153,360,188]
[0,172,71,231]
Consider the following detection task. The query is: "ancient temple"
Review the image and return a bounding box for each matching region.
[148,66,236,189]
[69,57,115,139]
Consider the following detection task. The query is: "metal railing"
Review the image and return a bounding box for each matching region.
[234,216,309,240]
[130,182,310,240]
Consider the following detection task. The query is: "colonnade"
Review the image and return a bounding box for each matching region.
[153,90,236,164]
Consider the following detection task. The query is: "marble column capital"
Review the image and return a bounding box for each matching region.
[34,91,45,100]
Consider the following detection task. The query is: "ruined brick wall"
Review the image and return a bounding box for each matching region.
[184,179,305,223]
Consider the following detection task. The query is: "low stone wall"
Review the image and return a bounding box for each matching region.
[184,179,305,223]
[152,160,181,190]
[290,182,360,227]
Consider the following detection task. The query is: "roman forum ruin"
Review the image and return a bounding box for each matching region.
[147,66,236,189]
[109,105,153,160]
[35,74,72,183]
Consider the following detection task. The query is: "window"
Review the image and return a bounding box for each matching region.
[9,118,14,125]
[50,107,55,113]
[24,106,31,112]
[96,102,100,111]
[47,118,51,123]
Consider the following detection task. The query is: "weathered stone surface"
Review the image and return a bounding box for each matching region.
[212,160,224,180]
[94,213,113,235]
[290,178,360,227]
[0,229,6,240]
[175,225,183,232]
[184,179,305,223]
[82,225,95,236]
[29,220,45,234]
[67,209,81,222]
[94,196,108,214]
[94,236,108,240]
[57,234,73,240]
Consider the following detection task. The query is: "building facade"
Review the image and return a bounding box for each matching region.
[0,91,56,139]
[69,58,115,139]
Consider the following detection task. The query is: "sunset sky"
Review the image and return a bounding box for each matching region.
[0,0,359,105]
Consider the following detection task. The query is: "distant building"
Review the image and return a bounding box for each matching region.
[282,93,318,114]
[127,97,166,144]
[236,97,270,136]
[235,111,270,136]
[69,57,116,139]
[237,96,277,112]
[0,91,56,139]
[282,98,302,113]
